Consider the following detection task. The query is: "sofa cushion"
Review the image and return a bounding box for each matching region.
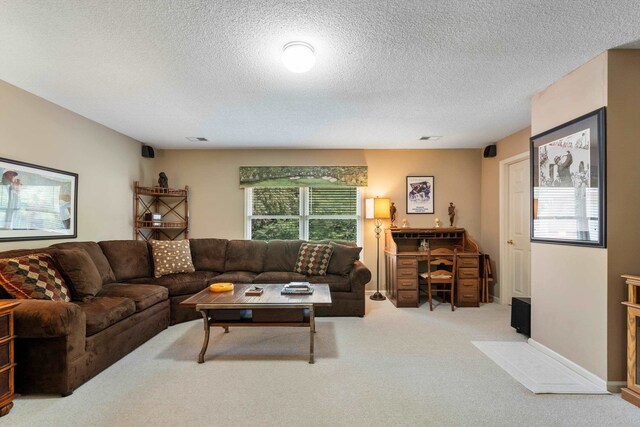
[53,248,103,301]
[225,240,267,273]
[189,238,228,272]
[0,253,72,302]
[327,242,362,276]
[211,271,257,284]
[149,239,195,278]
[99,240,153,281]
[127,271,219,297]
[294,243,333,276]
[308,274,351,292]
[76,296,136,336]
[253,271,307,284]
[51,241,116,285]
[98,283,168,312]
[264,240,303,272]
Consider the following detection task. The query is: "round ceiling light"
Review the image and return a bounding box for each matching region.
[282,41,315,73]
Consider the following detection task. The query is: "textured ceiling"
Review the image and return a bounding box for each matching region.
[1,1,640,149]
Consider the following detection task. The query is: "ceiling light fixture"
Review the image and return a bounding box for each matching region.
[186,137,208,142]
[419,136,442,141]
[282,41,315,73]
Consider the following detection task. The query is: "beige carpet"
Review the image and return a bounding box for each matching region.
[5,299,639,426]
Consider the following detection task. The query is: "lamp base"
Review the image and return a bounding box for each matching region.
[370,292,386,301]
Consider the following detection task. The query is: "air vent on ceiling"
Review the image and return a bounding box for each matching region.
[419,136,442,141]
[186,137,208,142]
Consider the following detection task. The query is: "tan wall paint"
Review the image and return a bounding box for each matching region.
[480,128,530,299]
[154,149,482,290]
[530,52,609,380]
[0,80,153,251]
[606,50,640,382]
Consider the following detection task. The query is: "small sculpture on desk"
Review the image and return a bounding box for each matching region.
[389,202,397,228]
[401,218,409,228]
[434,218,441,228]
[158,172,169,188]
[448,202,456,227]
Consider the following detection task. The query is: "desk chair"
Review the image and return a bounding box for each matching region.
[419,248,457,311]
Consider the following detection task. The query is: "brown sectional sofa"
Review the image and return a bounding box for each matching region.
[0,238,371,396]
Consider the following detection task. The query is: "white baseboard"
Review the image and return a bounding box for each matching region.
[527,338,607,392]
[365,289,387,295]
[491,296,501,304]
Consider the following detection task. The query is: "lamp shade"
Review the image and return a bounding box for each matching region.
[365,197,391,219]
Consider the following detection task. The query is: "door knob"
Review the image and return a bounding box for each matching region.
[507,240,514,245]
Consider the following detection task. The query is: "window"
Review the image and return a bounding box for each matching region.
[245,187,362,244]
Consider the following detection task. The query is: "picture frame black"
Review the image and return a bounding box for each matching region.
[530,107,606,247]
[406,176,434,214]
[0,157,78,242]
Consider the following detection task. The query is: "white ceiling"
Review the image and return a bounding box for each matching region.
[1,1,640,150]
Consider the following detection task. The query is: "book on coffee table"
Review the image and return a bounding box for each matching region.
[282,283,313,295]
[245,285,264,296]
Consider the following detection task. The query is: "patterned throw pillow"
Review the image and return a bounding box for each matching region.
[0,253,71,302]
[149,239,195,278]
[294,243,334,276]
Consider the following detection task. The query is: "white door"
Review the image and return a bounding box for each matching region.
[506,158,531,299]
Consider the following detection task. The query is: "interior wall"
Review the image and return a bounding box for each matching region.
[606,50,640,382]
[530,52,609,380]
[0,80,153,251]
[154,149,482,290]
[480,127,530,300]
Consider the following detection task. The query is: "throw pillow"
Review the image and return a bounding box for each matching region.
[294,243,334,276]
[53,248,102,301]
[327,242,363,276]
[0,253,71,302]
[149,239,195,278]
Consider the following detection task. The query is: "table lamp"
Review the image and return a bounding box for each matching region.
[365,197,391,301]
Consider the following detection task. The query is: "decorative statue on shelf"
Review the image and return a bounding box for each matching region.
[401,218,409,228]
[389,202,397,228]
[434,218,441,228]
[448,202,456,227]
[158,172,168,188]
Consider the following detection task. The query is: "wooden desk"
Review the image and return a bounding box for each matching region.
[384,228,481,308]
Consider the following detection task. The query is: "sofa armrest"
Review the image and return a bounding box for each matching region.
[10,299,86,339]
[349,260,372,290]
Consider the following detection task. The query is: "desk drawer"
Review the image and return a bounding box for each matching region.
[458,257,479,268]
[397,258,417,268]
[397,268,417,279]
[397,291,418,306]
[457,289,478,303]
[398,278,417,290]
[458,267,478,278]
[458,278,478,291]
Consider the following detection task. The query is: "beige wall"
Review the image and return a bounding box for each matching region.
[480,128,530,299]
[0,80,152,251]
[154,149,482,290]
[530,53,610,381]
[606,50,640,381]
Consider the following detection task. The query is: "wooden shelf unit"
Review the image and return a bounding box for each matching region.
[384,227,481,308]
[134,181,189,241]
[0,301,19,417]
[622,274,640,407]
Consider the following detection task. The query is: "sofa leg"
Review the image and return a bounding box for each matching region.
[61,390,73,397]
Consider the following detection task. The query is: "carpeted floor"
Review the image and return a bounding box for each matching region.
[4,299,639,426]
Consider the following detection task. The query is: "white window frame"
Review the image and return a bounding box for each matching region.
[244,187,363,246]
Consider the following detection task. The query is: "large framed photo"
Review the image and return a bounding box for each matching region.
[530,107,605,247]
[406,176,434,214]
[0,158,78,242]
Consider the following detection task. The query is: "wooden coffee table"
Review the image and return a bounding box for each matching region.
[180,283,332,364]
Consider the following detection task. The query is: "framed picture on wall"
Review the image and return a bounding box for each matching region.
[406,176,434,214]
[530,107,606,247]
[0,157,78,242]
